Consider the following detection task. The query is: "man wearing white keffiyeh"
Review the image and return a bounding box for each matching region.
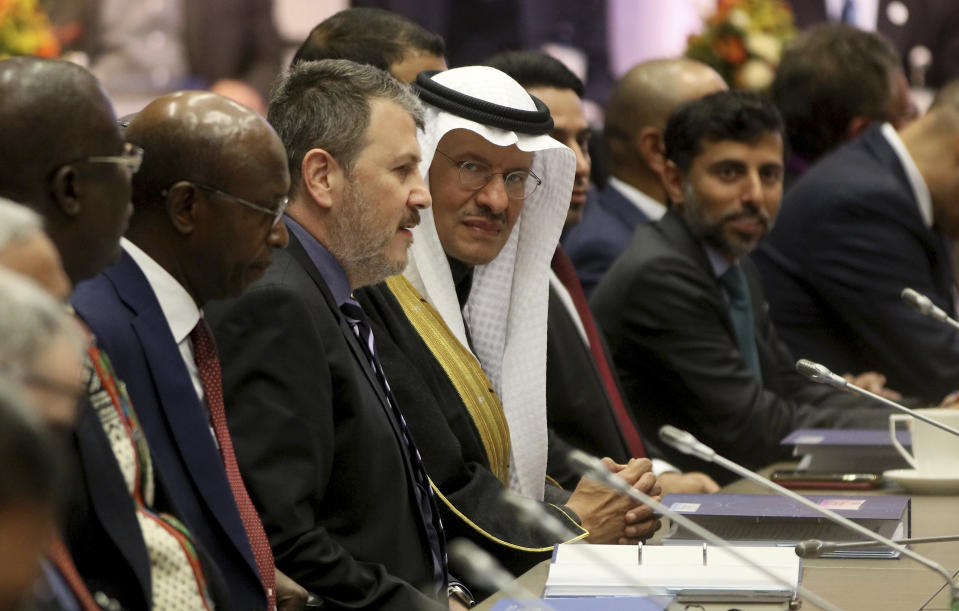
[360,66,661,562]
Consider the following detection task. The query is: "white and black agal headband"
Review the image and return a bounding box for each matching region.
[412,70,554,135]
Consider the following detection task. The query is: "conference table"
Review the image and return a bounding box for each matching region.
[476,463,959,610]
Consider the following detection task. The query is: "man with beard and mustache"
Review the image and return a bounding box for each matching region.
[206,60,459,610]
[591,91,891,484]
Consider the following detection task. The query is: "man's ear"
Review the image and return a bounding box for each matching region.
[164,182,200,235]
[662,159,686,205]
[845,115,872,141]
[637,126,667,175]
[301,148,342,211]
[49,166,82,217]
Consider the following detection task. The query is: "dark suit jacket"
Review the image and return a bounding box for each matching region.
[48,0,281,95]
[562,184,652,296]
[788,0,959,88]
[72,252,268,611]
[754,125,959,403]
[591,210,890,483]
[356,282,584,588]
[205,233,446,611]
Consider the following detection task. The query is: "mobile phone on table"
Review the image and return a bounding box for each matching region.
[769,470,883,489]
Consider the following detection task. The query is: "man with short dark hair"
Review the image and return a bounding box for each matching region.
[771,23,912,184]
[592,91,889,483]
[756,76,959,404]
[293,7,446,82]
[72,90,303,610]
[207,59,453,610]
[563,58,727,295]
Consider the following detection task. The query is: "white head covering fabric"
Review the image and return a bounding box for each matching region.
[405,66,575,500]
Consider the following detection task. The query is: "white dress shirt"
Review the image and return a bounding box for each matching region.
[608,176,668,222]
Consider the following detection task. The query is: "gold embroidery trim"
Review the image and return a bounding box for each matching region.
[386,275,511,485]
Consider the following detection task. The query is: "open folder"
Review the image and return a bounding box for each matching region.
[544,544,800,603]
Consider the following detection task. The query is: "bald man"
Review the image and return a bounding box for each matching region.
[72,91,306,610]
[563,58,727,295]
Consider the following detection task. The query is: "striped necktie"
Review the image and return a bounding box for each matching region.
[339,298,447,595]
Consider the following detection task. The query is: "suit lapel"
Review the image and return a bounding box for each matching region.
[105,254,259,577]
[285,236,409,450]
[656,210,737,339]
[603,184,651,230]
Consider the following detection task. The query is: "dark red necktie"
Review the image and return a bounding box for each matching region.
[551,248,646,458]
[47,535,101,611]
[191,319,277,610]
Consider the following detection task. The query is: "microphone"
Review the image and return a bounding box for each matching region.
[796,534,959,559]
[447,538,555,610]
[658,426,959,610]
[795,359,959,438]
[566,450,839,611]
[901,288,959,331]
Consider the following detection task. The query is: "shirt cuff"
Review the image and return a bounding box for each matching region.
[651,458,680,476]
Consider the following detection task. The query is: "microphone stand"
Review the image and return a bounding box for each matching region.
[659,425,959,611]
[797,535,959,558]
[796,359,959,438]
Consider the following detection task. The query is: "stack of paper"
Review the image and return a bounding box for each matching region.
[544,544,799,603]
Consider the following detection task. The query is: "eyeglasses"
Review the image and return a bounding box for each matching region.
[434,149,542,199]
[163,182,289,228]
[71,142,144,175]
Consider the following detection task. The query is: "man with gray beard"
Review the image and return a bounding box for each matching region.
[591,91,890,484]
[206,59,454,610]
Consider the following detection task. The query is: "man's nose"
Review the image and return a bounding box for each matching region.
[475,174,510,214]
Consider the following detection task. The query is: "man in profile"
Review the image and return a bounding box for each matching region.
[208,60,455,610]
[72,90,304,610]
[769,23,912,186]
[591,91,890,483]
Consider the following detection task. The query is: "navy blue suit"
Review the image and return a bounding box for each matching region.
[562,184,652,296]
[72,252,268,611]
[755,125,959,404]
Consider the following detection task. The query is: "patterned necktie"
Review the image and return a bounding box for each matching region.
[339,299,447,594]
[47,536,101,611]
[719,265,763,382]
[551,249,646,458]
[191,318,276,610]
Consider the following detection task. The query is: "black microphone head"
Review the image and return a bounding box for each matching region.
[794,539,825,559]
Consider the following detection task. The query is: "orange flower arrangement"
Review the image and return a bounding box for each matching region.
[685,0,795,92]
[0,0,60,59]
